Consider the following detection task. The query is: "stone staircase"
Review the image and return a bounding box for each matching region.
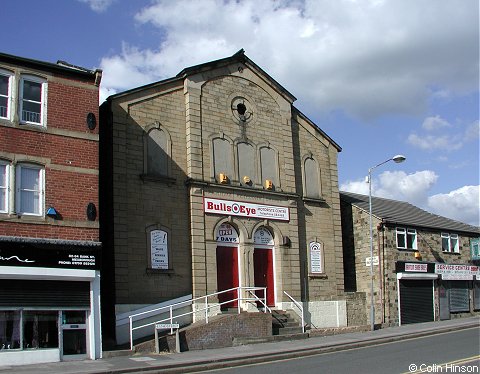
[271,309,305,335]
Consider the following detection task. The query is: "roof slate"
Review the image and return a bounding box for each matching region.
[340,191,480,235]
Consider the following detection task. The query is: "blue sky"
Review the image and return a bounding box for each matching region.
[4,0,479,225]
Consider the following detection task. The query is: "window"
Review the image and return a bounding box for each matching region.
[0,311,21,349]
[16,164,44,216]
[20,75,46,126]
[212,137,233,182]
[259,146,278,189]
[396,227,417,250]
[237,142,255,186]
[23,311,58,349]
[0,162,8,213]
[304,156,321,199]
[145,128,169,177]
[0,70,12,120]
[442,233,459,253]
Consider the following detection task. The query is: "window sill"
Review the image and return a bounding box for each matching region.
[441,251,461,255]
[140,174,176,186]
[396,248,418,252]
[309,273,328,279]
[146,268,175,275]
[302,196,326,204]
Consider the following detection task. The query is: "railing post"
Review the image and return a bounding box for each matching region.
[265,288,268,312]
[129,316,133,351]
[169,305,173,334]
[237,287,241,314]
[205,295,208,324]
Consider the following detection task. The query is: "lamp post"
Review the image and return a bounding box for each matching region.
[368,154,406,331]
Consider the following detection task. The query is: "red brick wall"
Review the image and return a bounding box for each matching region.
[0,127,98,169]
[0,69,99,243]
[0,221,98,241]
[48,81,100,134]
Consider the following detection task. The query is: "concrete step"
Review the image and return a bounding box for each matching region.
[233,332,309,346]
[273,326,304,335]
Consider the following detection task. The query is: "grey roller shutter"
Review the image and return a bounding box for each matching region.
[400,279,434,324]
[449,281,469,312]
[0,280,90,308]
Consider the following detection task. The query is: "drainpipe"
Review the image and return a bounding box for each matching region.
[377,222,385,325]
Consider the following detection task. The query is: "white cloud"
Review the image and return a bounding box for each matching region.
[407,117,479,151]
[422,115,451,131]
[342,169,437,206]
[407,133,462,151]
[428,185,480,226]
[341,171,479,225]
[98,0,478,119]
[464,120,480,142]
[78,0,115,13]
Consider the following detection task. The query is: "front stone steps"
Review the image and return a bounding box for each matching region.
[272,309,304,335]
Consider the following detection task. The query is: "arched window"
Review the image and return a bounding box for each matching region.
[144,126,171,177]
[237,142,255,186]
[259,146,278,190]
[212,137,233,182]
[304,156,321,199]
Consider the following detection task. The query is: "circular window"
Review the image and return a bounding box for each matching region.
[231,97,254,123]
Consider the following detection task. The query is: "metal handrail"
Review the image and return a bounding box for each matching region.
[128,286,269,350]
[247,290,272,313]
[283,291,305,333]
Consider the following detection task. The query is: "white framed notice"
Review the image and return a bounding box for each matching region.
[309,242,324,274]
[151,229,169,270]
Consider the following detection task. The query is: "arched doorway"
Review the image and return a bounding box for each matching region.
[253,227,275,306]
[215,223,239,310]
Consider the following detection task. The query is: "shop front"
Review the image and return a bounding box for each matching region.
[0,238,101,366]
[396,261,479,325]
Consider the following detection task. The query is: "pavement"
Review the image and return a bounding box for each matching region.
[1,316,479,374]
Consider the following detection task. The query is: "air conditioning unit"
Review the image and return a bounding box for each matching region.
[264,179,273,190]
[219,173,229,184]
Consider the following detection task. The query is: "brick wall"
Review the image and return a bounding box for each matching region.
[0,59,100,242]
[159,312,272,352]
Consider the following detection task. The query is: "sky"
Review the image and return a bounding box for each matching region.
[3,0,479,226]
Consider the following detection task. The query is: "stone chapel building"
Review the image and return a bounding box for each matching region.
[100,50,365,345]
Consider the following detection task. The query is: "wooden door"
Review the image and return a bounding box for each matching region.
[216,246,239,309]
[253,248,274,306]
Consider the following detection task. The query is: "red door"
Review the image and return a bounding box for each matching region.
[216,246,239,309]
[253,248,274,306]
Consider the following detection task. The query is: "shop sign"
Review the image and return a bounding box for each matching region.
[365,256,379,267]
[405,263,428,272]
[309,242,324,274]
[151,230,168,270]
[435,264,479,280]
[0,243,100,270]
[216,223,239,243]
[204,198,289,221]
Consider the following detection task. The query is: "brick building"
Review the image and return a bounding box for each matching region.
[0,53,102,365]
[100,50,365,346]
[341,191,480,327]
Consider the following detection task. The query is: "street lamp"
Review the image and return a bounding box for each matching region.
[368,154,406,331]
